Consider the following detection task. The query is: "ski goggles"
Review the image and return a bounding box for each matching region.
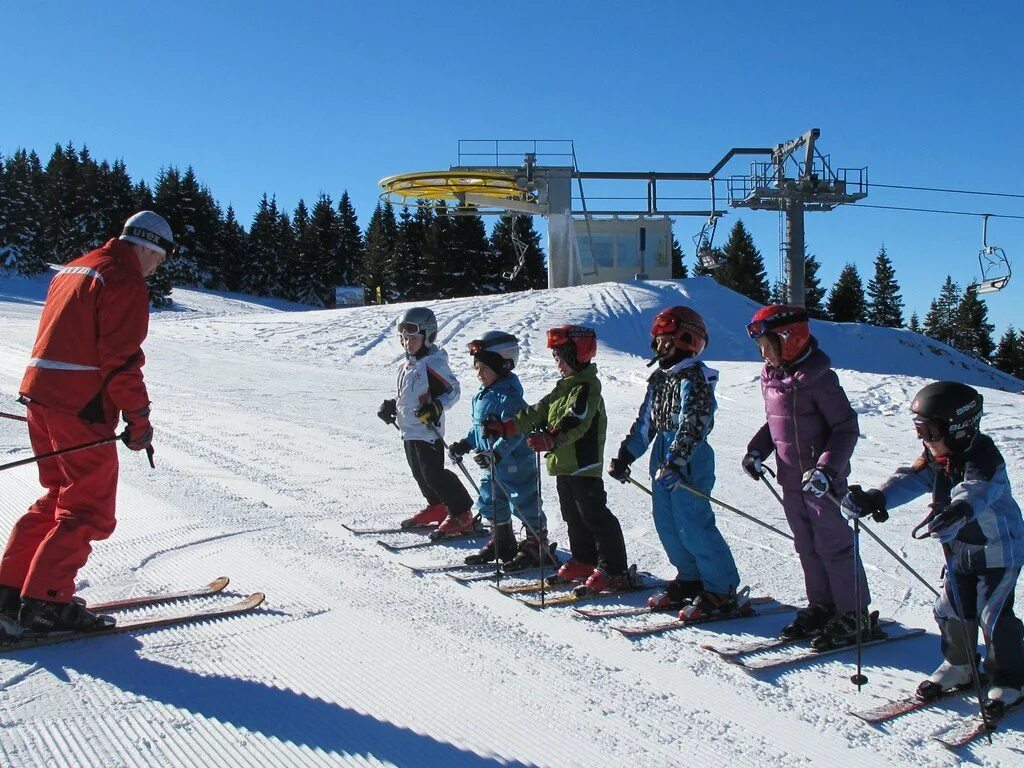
[746,309,808,340]
[913,417,945,442]
[467,333,516,355]
[651,315,704,341]
[546,326,594,348]
[397,322,425,336]
[123,225,177,258]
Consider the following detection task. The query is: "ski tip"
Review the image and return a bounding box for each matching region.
[242,592,266,609]
[208,577,230,592]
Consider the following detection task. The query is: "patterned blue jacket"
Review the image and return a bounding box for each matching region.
[879,433,1024,572]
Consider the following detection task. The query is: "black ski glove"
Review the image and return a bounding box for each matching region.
[377,399,397,425]
[841,485,889,523]
[607,447,634,484]
[473,450,499,469]
[741,451,764,480]
[448,439,470,463]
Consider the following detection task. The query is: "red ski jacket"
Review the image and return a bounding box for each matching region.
[20,239,151,425]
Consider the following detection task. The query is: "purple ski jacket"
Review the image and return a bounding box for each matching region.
[747,341,859,491]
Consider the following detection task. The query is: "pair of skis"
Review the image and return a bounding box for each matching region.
[700,619,926,671]
[852,685,1023,748]
[0,577,265,653]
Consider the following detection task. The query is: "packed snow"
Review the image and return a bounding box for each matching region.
[0,270,1021,768]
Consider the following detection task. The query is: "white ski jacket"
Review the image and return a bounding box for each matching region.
[395,346,461,441]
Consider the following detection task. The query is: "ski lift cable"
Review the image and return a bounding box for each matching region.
[870,183,1024,200]
[853,204,1024,220]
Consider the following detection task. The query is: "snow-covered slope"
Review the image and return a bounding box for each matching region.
[0,272,1021,768]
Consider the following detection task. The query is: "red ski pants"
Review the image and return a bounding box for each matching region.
[0,404,118,602]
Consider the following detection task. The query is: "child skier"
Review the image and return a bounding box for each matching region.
[842,381,1024,720]
[742,305,872,649]
[484,325,631,594]
[447,331,556,570]
[377,307,474,536]
[608,306,743,620]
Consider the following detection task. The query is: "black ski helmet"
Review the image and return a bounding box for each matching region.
[910,381,983,449]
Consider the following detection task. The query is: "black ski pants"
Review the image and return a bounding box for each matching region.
[937,566,1024,689]
[556,474,628,575]
[404,439,473,515]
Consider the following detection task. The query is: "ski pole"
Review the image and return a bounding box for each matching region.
[630,476,794,541]
[942,544,991,741]
[0,432,126,473]
[851,516,867,689]
[821,491,941,599]
[0,411,27,423]
[537,451,546,607]
[428,423,480,495]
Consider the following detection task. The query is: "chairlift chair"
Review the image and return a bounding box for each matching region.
[976,214,1012,295]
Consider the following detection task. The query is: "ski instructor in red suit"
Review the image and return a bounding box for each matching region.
[0,211,174,636]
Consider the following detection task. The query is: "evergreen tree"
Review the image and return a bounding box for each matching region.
[955,285,995,361]
[41,142,82,261]
[450,210,491,296]
[420,203,454,300]
[274,209,297,299]
[219,205,249,293]
[804,251,828,319]
[299,194,341,306]
[336,191,363,286]
[360,202,398,303]
[710,220,770,303]
[95,159,138,243]
[923,276,961,347]
[827,263,867,322]
[670,235,687,279]
[768,280,787,304]
[243,194,283,296]
[133,179,154,209]
[73,145,103,250]
[866,245,904,327]
[154,167,200,286]
[908,312,922,333]
[0,149,47,274]
[994,327,1023,379]
[391,205,423,301]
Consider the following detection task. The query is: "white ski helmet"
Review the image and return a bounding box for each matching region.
[468,331,520,374]
[120,211,175,256]
[396,306,438,346]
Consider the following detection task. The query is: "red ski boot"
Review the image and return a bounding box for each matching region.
[574,565,635,597]
[401,503,447,529]
[678,587,752,623]
[431,510,477,539]
[547,559,595,586]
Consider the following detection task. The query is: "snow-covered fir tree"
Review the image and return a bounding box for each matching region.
[923,275,961,347]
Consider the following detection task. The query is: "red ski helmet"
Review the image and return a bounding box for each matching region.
[547,325,597,369]
[746,305,810,364]
[650,306,708,357]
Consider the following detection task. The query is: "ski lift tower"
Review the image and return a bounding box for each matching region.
[728,129,868,307]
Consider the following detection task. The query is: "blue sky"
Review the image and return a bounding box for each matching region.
[2,2,1022,335]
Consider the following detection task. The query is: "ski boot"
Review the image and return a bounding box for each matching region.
[464,522,517,565]
[505,528,559,573]
[401,503,447,529]
[678,586,752,622]
[18,597,115,634]
[780,602,835,640]
[546,559,595,586]
[982,686,1024,726]
[573,565,636,597]
[648,579,703,610]
[810,609,882,651]
[916,660,977,701]
[0,584,21,622]
[430,510,477,540]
